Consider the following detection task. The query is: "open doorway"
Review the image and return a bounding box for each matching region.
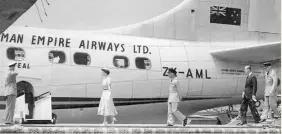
[17,81,34,119]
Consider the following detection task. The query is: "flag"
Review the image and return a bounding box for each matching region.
[210,6,241,26]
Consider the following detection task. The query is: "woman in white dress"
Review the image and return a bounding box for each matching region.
[97,68,117,125]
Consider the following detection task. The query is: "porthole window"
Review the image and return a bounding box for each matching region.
[113,56,129,68]
[49,51,66,64]
[135,57,151,69]
[74,52,91,65]
[7,47,25,61]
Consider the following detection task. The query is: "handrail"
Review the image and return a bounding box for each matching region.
[35,95,51,103]
[17,91,25,97]
[37,91,51,98]
[35,91,51,102]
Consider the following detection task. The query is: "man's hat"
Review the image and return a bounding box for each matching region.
[101,67,110,74]
[8,61,17,67]
[168,68,177,75]
[262,62,271,67]
[245,65,251,69]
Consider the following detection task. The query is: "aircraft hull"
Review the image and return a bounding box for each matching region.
[52,95,252,124]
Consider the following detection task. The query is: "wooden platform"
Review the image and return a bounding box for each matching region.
[0,124,280,133]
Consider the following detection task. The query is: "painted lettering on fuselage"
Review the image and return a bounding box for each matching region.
[17,63,30,69]
[221,68,262,76]
[162,67,211,79]
[0,33,152,54]
[0,33,23,44]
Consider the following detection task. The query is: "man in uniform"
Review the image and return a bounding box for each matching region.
[260,62,280,122]
[237,65,260,125]
[167,68,190,126]
[4,61,18,124]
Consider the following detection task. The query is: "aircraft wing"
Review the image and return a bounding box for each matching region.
[0,0,37,34]
[210,42,281,63]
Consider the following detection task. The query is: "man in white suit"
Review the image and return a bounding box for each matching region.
[167,68,190,126]
[4,61,18,125]
[260,62,280,122]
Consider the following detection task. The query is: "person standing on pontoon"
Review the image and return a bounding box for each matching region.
[4,62,18,125]
[97,68,118,125]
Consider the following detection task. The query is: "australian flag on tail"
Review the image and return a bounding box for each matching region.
[210,6,241,26]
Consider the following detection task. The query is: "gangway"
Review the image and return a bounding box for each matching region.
[14,91,55,124]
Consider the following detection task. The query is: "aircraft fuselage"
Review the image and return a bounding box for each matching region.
[0,26,277,123]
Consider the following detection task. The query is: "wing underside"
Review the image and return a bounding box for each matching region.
[0,0,37,34]
[210,42,281,63]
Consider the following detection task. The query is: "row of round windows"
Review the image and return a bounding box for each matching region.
[6,47,152,70]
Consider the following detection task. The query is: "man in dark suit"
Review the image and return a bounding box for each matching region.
[237,65,260,125]
[25,92,35,119]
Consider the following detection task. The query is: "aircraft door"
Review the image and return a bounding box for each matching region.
[132,46,163,98]
[17,81,34,119]
[159,46,189,98]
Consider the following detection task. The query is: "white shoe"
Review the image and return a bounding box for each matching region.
[111,117,117,124]
[187,118,192,125]
[102,122,108,125]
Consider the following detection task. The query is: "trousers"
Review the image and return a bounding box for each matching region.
[261,96,280,119]
[5,95,16,123]
[27,104,35,119]
[240,97,260,123]
[167,102,186,125]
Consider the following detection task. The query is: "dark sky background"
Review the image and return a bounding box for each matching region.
[14,0,184,30]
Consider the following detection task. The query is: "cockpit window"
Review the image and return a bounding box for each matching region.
[135,57,151,69]
[113,56,129,68]
[49,51,66,64]
[74,52,91,65]
[7,47,25,61]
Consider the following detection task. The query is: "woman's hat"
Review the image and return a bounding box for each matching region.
[8,61,17,67]
[101,67,110,74]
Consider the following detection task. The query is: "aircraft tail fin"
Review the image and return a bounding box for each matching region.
[95,0,196,40]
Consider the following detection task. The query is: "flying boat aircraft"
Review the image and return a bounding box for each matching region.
[0,0,280,124]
